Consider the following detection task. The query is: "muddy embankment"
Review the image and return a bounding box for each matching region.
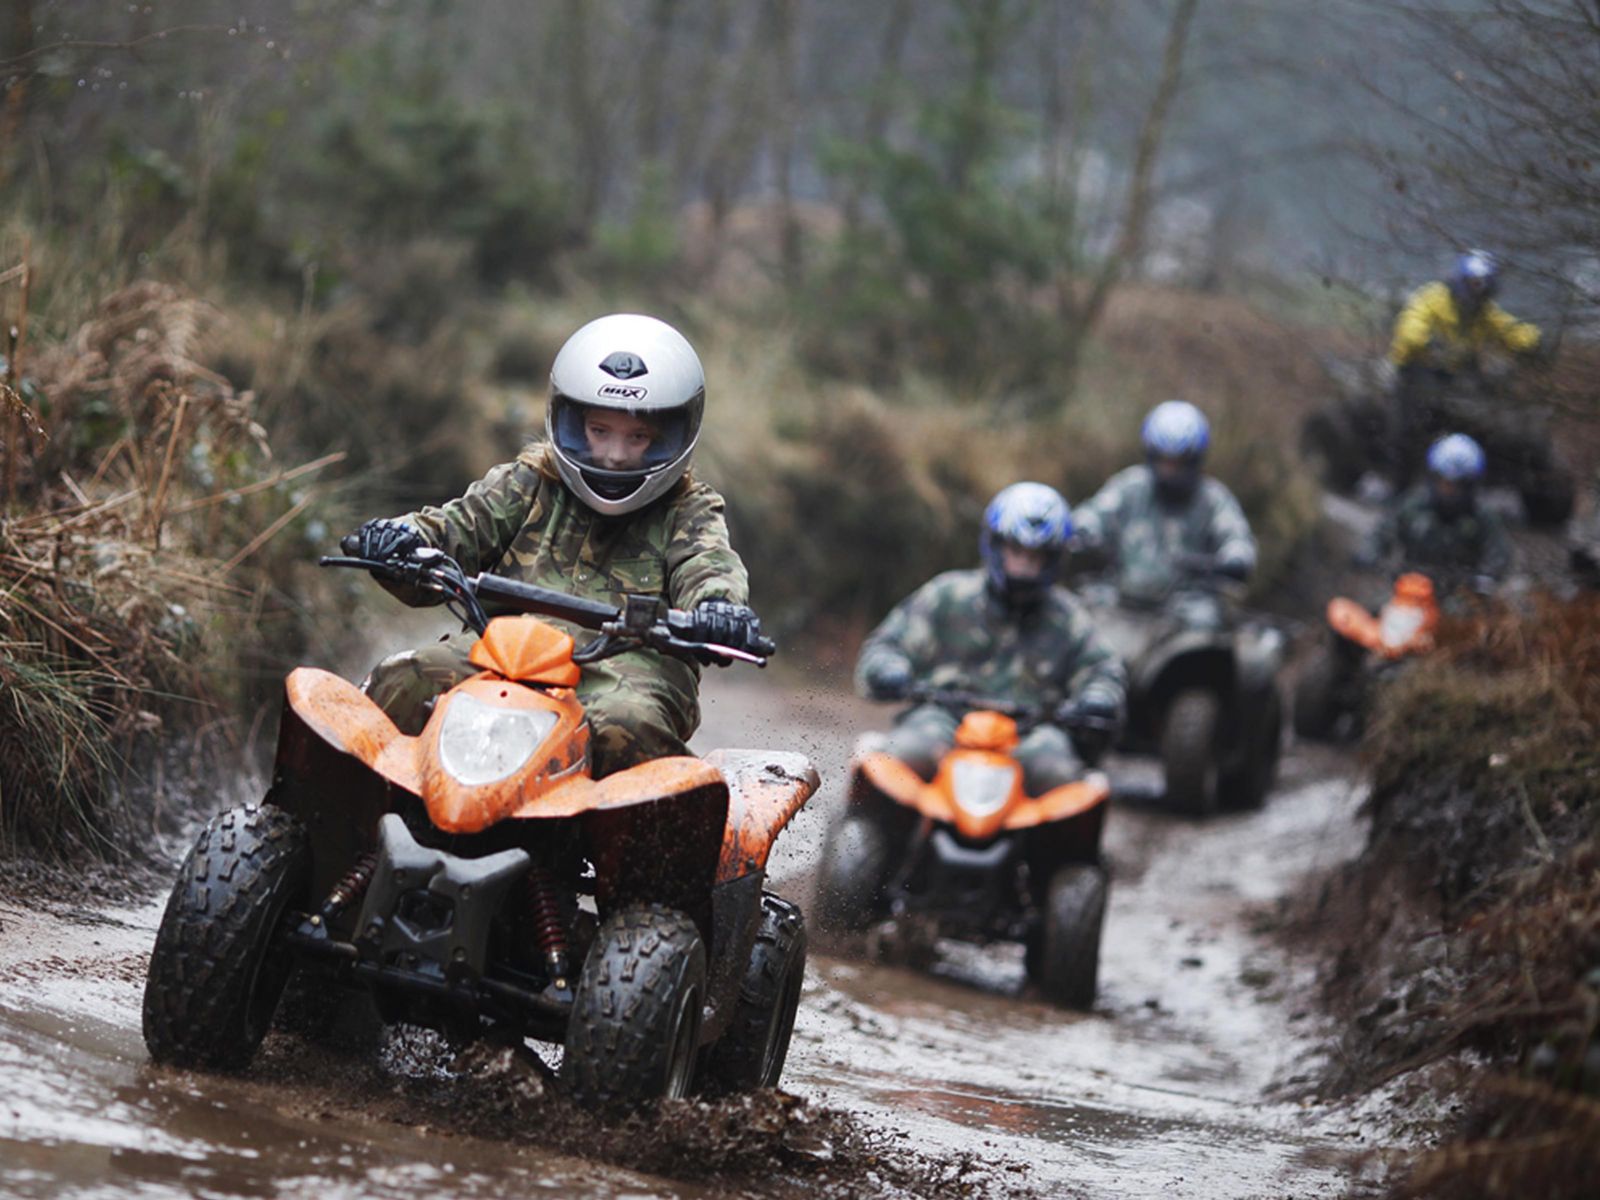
[0,663,1408,1200]
[1278,591,1600,1200]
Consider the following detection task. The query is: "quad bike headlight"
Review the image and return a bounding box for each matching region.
[437,693,559,786]
[950,760,1018,817]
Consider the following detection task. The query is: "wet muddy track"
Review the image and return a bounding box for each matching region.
[0,673,1389,1198]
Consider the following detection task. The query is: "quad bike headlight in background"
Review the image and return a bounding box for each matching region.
[949,760,1019,817]
[437,693,559,785]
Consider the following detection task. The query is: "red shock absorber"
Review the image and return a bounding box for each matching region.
[526,866,571,989]
[319,851,377,921]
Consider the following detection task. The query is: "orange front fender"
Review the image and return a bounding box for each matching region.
[1005,773,1112,830]
[858,751,957,824]
[1327,597,1381,652]
[705,749,820,883]
[284,667,422,794]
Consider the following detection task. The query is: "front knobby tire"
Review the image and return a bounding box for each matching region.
[698,893,807,1095]
[1034,864,1108,1010]
[562,905,706,1109]
[1161,689,1222,817]
[1293,649,1344,742]
[1220,688,1283,811]
[142,804,310,1070]
[815,811,892,933]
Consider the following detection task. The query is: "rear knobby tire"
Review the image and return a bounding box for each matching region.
[1160,689,1221,817]
[815,810,892,932]
[142,804,310,1070]
[562,905,706,1109]
[1300,409,1364,493]
[1521,466,1575,528]
[1035,864,1108,1010]
[698,893,807,1095]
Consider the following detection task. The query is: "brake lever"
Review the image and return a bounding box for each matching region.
[650,630,768,668]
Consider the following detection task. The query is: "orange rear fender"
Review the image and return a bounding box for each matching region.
[704,749,820,883]
[284,667,422,794]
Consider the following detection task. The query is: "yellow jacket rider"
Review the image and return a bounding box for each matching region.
[1389,249,1540,372]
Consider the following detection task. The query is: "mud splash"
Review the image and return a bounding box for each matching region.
[0,671,1395,1198]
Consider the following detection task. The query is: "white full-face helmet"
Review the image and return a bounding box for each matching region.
[545,313,706,516]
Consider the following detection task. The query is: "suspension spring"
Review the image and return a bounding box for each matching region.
[526,866,571,989]
[319,851,378,920]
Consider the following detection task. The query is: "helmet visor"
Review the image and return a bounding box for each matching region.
[550,394,701,478]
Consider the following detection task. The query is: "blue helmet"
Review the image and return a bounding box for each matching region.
[980,482,1073,606]
[1141,400,1210,459]
[1448,249,1499,310]
[1426,432,1486,482]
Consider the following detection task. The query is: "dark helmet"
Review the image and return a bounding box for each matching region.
[980,482,1073,608]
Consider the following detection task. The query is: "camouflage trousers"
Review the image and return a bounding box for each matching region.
[886,703,1084,795]
[362,633,700,779]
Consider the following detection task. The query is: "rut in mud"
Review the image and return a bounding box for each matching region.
[0,670,1396,1199]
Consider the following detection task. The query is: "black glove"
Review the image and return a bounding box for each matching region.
[1214,553,1252,583]
[685,600,773,655]
[341,518,424,563]
[1053,692,1121,731]
[1055,692,1121,765]
[864,656,913,702]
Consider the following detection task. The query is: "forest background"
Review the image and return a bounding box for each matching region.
[1,0,1595,856]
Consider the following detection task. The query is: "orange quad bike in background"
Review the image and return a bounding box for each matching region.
[814,688,1114,1009]
[142,546,818,1108]
[1292,571,1440,742]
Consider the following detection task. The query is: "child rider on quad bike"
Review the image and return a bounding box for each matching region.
[344,313,768,777]
[1072,400,1257,631]
[1357,431,1512,600]
[855,482,1127,792]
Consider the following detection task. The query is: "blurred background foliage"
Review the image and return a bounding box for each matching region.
[0,0,1596,855]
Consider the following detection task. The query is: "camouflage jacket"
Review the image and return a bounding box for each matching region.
[854,569,1126,713]
[389,443,748,693]
[1073,466,1257,604]
[1364,485,1512,581]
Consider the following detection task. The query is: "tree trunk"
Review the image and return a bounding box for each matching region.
[1061,0,1199,401]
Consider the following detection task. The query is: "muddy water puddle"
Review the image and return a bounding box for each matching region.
[0,673,1385,1197]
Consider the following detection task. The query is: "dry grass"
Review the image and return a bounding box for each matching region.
[1343,597,1600,1197]
[1,279,339,860]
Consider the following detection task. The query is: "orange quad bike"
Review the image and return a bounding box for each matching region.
[142,546,819,1108]
[815,688,1114,1009]
[1292,571,1440,742]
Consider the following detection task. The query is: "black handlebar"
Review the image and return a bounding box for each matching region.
[319,551,769,669]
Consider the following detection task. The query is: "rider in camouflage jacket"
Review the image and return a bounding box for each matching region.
[856,485,1126,794]
[1073,402,1257,631]
[1361,484,1511,586]
[354,315,757,778]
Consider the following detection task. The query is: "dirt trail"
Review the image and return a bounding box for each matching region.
[0,671,1391,1198]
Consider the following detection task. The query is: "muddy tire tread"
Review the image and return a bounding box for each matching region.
[563,905,706,1108]
[1037,864,1107,1009]
[698,893,807,1095]
[142,804,309,1070]
[816,812,892,932]
[1161,689,1221,817]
